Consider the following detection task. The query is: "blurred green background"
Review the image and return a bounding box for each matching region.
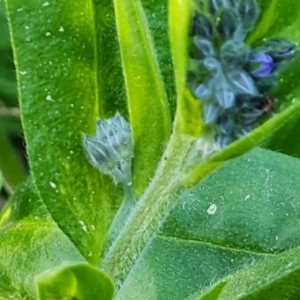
[0,2,27,208]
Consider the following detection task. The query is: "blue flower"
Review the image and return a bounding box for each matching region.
[249,52,275,77]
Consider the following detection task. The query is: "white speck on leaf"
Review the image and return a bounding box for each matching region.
[275,236,279,241]
[49,182,57,189]
[45,32,51,36]
[42,2,50,6]
[19,71,27,75]
[79,221,87,232]
[24,26,30,30]
[244,194,251,201]
[207,203,217,215]
[46,95,55,101]
[59,26,64,32]
[17,8,23,12]
[285,262,293,269]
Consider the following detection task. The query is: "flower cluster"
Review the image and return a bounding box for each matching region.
[187,0,295,148]
[82,113,133,186]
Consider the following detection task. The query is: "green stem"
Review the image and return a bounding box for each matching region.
[0,129,26,188]
[102,178,135,255]
[101,131,194,283]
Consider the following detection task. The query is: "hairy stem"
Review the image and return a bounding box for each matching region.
[101,131,194,283]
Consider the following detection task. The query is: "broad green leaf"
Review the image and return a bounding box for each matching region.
[215,246,300,300]
[0,181,85,299]
[115,148,300,300]
[113,0,171,196]
[37,263,114,300]
[4,0,123,263]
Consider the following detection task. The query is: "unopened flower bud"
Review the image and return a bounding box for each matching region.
[221,41,250,67]
[204,103,221,124]
[216,8,239,41]
[191,37,215,60]
[83,113,133,185]
[248,52,275,77]
[208,0,234,14]
[191,13,213,39]
[237,0,259,31]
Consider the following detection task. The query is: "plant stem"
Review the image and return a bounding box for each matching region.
[101,131,194,283]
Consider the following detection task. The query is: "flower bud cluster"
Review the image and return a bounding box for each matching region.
[83,113,133,186]
[187,0,295,148]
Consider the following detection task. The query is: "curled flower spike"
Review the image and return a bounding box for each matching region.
[186,0,295,149]
[83,113,133,186]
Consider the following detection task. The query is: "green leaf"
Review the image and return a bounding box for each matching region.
[168,0,202,136]
[216,246,300,300]
[196,280,227,300]
[0,181,85,299]
[113,0,171,196]
[93,0,127,117]
[36,263,114,300]
[263,111,300,158]
[4,0,123,263]
[114,148,300,299]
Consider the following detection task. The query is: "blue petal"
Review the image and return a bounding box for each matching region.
[203,103,221,124]
[194,84,211,99]
[250,53,274,77]
[215,88,235,108]
[193,37,215,59]
[203,57,221,72]
[218,117,234,134]
[229,70,258,94]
